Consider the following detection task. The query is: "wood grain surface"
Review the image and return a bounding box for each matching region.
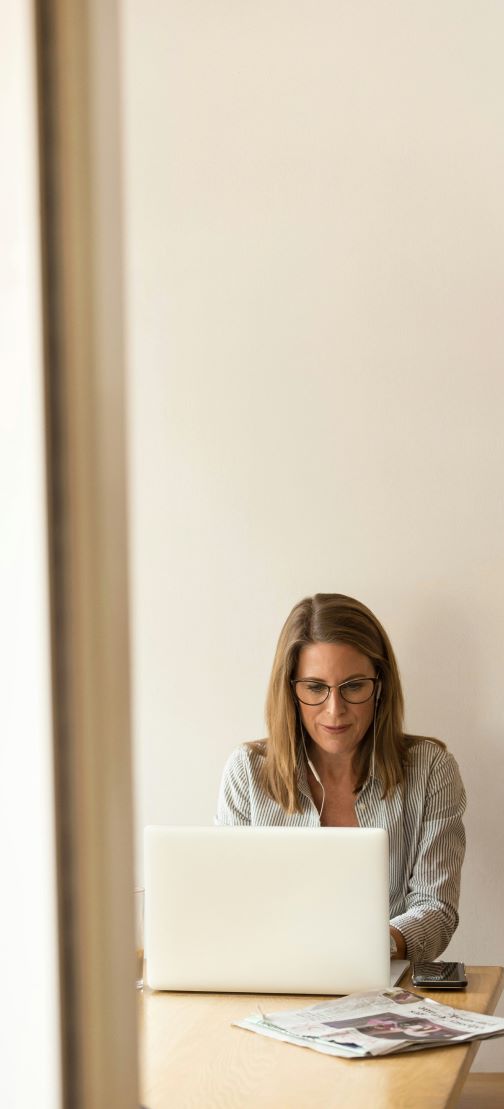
[139,965,503,1109]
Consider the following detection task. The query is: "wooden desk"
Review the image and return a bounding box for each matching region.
[138,966,503,1109]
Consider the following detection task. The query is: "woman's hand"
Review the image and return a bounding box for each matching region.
[390,926,407,959]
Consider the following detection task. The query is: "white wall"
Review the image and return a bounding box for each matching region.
[0,2,61,1106]
[122,1,504,1069]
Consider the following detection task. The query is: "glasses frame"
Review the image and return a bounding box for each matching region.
[290,676,380,706]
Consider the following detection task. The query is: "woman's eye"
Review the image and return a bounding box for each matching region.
[306,682,326,692]
[345,680,365,692]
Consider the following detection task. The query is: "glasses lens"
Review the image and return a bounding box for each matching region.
[340,679,376,703]
[294,681,329,705]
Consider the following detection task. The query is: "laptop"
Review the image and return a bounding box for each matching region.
[144,825,409,994]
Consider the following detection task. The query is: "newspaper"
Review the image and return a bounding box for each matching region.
[234,987,504,1058]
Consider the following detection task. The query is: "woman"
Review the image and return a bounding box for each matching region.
[216,593,466,963]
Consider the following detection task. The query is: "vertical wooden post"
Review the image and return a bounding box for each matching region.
[35,1,139,1105]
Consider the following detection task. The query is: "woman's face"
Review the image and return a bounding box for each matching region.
[294,641,377,760]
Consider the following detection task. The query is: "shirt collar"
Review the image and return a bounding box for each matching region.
[296,753,311,798]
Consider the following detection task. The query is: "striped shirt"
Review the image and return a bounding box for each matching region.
[215,739,466,962]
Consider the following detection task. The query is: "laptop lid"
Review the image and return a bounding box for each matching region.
[144,825,393,994]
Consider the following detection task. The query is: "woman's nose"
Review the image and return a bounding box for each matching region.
[325,686,347,713]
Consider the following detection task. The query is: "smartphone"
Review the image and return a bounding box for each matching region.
[412,961,467,989]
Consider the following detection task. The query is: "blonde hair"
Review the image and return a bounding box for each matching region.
[252,593,440,813]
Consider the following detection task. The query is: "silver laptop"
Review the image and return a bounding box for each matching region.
[144,826,408,994]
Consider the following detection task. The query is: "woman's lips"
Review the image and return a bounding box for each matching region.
[320,724,350,733]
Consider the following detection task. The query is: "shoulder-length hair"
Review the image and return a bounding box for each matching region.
[253,593,432,813]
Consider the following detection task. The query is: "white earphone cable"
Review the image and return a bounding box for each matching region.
[371,703,376,784]
[370,680,382,785]
[297,706,326,820]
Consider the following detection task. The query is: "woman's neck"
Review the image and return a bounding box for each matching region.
[305,741,358,789]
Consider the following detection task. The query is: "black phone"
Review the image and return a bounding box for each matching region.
[412,961,467,989]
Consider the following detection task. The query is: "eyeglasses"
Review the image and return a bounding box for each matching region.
[290,677,380,706]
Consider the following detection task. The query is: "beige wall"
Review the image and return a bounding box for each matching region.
[122,1,504,1069]
[0,2,61,1105]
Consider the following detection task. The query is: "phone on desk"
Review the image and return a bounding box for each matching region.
[412,961,467,989]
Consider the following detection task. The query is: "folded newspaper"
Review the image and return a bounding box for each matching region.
[234,987,504,1058]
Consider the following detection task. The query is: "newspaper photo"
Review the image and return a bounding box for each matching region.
[234,987,504,1058]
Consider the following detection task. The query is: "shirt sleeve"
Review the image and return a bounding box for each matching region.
[390,749,466,961]
[214,746,252,826]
